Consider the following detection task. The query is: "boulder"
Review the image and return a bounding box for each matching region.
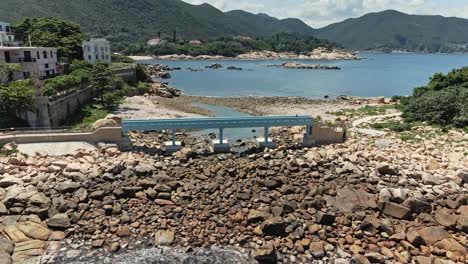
[309,241,325,258]
[456,170,468,184]
[57,182,80,193]
[434,208,458,228]
[333,187,377,213]
[402,198,432,214]
[92,118,119,130]
[261,217,287,237]
[416,226,449,246]
[154,230,175,245]
[377,164,398,175]
[316,212,335,225]
[16,221,50,241]
[433,238,467,258]
[379,202,411,219]
[253,243,277,264]
[47,213,71,229]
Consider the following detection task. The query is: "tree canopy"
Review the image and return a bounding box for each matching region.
[402,67,468,127]
[13,17,85,62]
[0,80,34,128]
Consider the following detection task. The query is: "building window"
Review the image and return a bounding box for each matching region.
[45,64,49,69]
[50,51,53,58]
[37,51,40,59]
[6,26,10,32]
[43,51,48,59]
[88,55,92,60]
[0,26,2,31]
[23,72,30,78]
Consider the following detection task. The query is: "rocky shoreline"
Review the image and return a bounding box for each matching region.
[269,62,340,70]
[141,48,362,61]
[0,113,467,263]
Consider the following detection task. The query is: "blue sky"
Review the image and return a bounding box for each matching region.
[183,0,468,28]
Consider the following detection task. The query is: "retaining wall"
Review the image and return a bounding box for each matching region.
[312,125,346,145]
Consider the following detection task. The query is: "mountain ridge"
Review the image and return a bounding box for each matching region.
[1,1,468,53]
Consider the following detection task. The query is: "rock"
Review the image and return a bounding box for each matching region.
[253,243,277,264]
[261,217,287,237]
[407,227,424,246]
[333,187,377,213]
[247,210,267,223]
[4,225,29,243]
[47,213,71,229]
[0,238,14,254]
[57,182,80,193]
[413,256,432,264]
[16,221,50,241]
[89,190,105,200]
[237,191,251,200]
[456,215,467,232]
[364,252,386,263]
[433,238,467,258]
[135,163,156,176]
[154,230,175,245]
[426,158,441,170]
[350,255,371,264]
[422,174,443,185]
[456,170,468,184]
[92,240,104,248]
[117,227,131,237]
[402,198,432,214]
[417,226,449,246]
[377,164,398,175]
[316,212,335,225]
[309,241,325,258]
[0,176,24,188]
[434,208,458,228]
[92,118,118,130]
[379,202,411,219]
[11,240,46,262]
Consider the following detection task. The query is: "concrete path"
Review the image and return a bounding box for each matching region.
[17,142,96,156]
[349,113,402,137]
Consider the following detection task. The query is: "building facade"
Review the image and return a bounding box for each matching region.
[82,38,111,64]
[0,47,59,80]
[0,21,18,47]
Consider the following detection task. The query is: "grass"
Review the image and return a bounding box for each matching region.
[369,122,413,132]
[400,133,423,143]
[62,104,111,129]
[0,144,18,156]
[332,105,399,118]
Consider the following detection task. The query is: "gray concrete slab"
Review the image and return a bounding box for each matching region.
[17,142,96,156]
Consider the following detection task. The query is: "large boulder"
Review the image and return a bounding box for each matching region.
[92,118,119,130]
[154,230,175,245]
[253,243,277,264]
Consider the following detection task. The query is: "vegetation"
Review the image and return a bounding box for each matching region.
[0,62,20,85]
[0,143,19,156]
[0,80,34,128]
[402,67,468,127]
[315,10,468,53]
[124,33,334,56]
[0,0,313,47]
[332,105,398,118]
[369,122,413,132]
[13,17,85,62]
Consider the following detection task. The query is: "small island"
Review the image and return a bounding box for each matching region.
[269,62,341,70]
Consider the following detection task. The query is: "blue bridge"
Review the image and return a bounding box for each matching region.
[122,115,315,152]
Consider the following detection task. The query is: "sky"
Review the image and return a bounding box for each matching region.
[182,0,468,28]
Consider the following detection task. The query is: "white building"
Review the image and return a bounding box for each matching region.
[0,46,59,80]
[0,21,18,47]
[82,38,111,64]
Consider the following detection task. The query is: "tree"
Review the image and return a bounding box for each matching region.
[14,17,85,62]
[90,63,120,109]
[0,80,34,127]
[0,62,20,85]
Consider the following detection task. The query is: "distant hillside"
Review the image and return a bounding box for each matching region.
[0,0,314,43]
[315,10,468,53]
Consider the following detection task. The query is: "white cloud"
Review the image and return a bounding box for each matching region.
[182,0,468,28]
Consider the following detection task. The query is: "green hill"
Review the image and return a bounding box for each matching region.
[314,10,468,53]
[0,0,313,43]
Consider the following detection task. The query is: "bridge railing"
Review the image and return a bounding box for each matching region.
[122,115,314,146]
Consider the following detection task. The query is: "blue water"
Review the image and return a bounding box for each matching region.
[143,53,468,98]
[191,103,263,140]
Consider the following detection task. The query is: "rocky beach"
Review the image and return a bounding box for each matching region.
[131,47,362,61]
[1,91,467,264]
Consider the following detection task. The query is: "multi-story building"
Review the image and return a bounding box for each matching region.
[0,46,59,80]
[0,21,18,47]
[82,38,111,64]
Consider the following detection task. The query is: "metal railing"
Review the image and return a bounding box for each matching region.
[123,115,314,145]
[18,58,37,63]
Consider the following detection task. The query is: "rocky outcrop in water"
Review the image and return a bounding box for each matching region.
[205,63,223,69]
[269,62,340,70]
[150,82,181,98]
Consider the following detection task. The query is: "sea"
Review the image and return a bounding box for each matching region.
[141,53,468,98]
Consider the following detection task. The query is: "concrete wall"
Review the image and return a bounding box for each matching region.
[0,127,129,147]
[312,124,346,145]
[21,86,92,128]
[113,67,137,83]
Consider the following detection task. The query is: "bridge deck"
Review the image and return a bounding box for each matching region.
[122,115,314,146]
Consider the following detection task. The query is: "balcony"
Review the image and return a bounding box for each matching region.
[18,58,37,63]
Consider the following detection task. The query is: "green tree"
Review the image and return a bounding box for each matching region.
[0,80,34,127]
[14,17,85,62]
[0,62,20,85]
[90,63,120,109]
